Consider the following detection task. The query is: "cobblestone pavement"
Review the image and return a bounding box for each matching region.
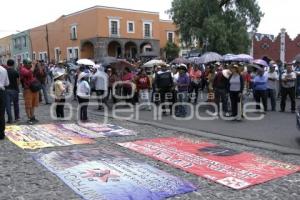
[0,99,300,200]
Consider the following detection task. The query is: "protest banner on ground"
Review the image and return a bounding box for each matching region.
[118,137,300,189]
[59,123,136,138]
[5,124,94,149]
[34,147,197,200]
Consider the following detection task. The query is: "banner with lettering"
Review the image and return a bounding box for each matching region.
[5,124,94,149]
[34,148,197,200]
[118,137,300,189]
[59,123,136,138]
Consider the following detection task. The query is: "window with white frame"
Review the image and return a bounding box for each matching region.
[127,21,135,33]
[54,48,60,62]
[67,47,80,61]
[167,32,175,43]
[70,25,77,40]
[109,19,120,36]
[143,22,152,38]
[74,48,79,60]
[39,52,47,61]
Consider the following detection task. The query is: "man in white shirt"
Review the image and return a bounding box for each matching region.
[0,65,10,140]
[267,64,279,111]
[91,65,108,110]
[280,64,296,113]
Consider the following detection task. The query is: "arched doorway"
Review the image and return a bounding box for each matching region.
[125,41,138,59]
[108,41,122,57]
[140,42,153,54]
[81,41,94,59]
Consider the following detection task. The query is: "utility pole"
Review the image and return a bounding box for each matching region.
[45,25,50,63]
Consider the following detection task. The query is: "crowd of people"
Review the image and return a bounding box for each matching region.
[0,57,299,140]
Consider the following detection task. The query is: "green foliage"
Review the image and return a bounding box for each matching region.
[168,0,263,54]
[164,42,180,62]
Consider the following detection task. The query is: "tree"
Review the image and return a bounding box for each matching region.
[168,0,263,54]
[164,42,180,62]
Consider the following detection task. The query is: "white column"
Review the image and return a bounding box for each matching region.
[280,28,286,63]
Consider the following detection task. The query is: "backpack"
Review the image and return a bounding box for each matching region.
[29,79,42,92]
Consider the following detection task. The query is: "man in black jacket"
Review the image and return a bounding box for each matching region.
[213,68,230,115]
[154,64,173,115]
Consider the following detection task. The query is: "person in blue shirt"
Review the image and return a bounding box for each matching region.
[253,67,268,112]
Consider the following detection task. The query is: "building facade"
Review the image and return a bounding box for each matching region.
[0,35,12,65]
[29,6,179,63]
[11,31,32,64]
[252,29,300,63]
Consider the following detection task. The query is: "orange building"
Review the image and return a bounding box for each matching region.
[29,6,179,63]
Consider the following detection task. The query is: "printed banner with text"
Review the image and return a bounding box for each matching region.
[118,137,300,189]
[34,147,197,200]
[5,124,94,149]
[59,123,136,138]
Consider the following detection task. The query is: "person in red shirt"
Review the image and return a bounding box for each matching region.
[121,67,134,104]
[136,68,151,111]
[20,59,39,124]
[189,64,202,103]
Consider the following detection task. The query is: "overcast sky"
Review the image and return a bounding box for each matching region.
[1,0,299,38]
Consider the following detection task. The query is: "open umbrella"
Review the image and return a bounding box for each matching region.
[142,59,165,68]
[99,56,119,66]
[253,59,269,68]
[170,57,191,64]
[234,54,253,62]
[222,54,237,62]
[76,59,95,66]
[247,64,262,70]
[197,52,223,64]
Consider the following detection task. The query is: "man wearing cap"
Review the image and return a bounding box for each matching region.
[266,63,279,111]
[77,72,91,121]
[0,64,9,140]
[54,60,66,74]
[20,59,39,124]
[281,64,296,113]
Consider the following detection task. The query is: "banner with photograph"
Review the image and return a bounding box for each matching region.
[5,124,94,149]
[59,123,136,138]
[34,147,197,200]
[118,137,300,189]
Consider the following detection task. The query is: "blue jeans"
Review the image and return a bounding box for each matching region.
[40,83,50,103]
[267,89,276,111]
[5,89,20,122]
